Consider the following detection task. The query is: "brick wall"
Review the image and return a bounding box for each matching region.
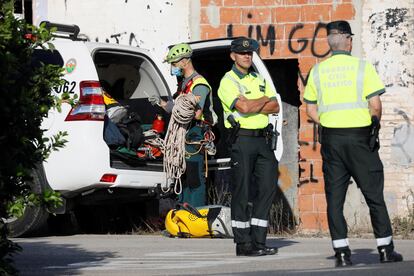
[199,0,356,231]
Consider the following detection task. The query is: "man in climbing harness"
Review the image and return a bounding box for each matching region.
[304,20,403,267]
[148,43,217,207]
[218,37,280,257]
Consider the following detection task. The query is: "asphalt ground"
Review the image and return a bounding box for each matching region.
[12,235,414,276]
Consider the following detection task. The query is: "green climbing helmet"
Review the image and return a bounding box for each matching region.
[165,43,193,63]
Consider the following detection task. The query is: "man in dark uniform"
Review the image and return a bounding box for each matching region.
[218,37,280,256]
[304,20,403,267]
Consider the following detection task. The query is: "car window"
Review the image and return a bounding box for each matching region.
[32,49,64,68]
[94,51,168,100]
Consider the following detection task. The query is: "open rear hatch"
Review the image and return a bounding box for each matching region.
[93,39,280,174]
[93,49,171,171]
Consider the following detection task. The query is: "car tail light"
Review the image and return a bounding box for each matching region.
[65,80,105,121]
[100,174,117,183]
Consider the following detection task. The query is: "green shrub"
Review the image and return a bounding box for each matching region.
[0,1,70,274]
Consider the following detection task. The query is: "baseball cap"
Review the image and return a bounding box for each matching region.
[326,20,354,36]
[230,37,259,52]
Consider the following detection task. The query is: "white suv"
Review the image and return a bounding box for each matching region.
[8,22,283,237]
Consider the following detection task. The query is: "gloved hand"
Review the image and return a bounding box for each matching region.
[148,95,161,106]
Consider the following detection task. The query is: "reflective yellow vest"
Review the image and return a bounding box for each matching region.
[218,70,276,129]
[177,75,217,125]
[304,52,385,128]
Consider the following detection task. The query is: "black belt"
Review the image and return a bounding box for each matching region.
[238,128,266,137]
[322,126,371,136]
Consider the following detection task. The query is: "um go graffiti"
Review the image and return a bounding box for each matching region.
[227,22,329,58]
[288,22,330,58]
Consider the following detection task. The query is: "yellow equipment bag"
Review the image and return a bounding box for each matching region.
[102,91,127,123]
[164,203,233,238]
[102,91,118,106]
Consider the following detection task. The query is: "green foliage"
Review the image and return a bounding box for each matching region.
[0,0,70,274]
[7,190,63,219]
[41,131,68,159]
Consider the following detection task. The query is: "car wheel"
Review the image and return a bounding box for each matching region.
[7,166,50,237]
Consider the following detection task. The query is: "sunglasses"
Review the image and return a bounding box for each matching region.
[235,51,253,56]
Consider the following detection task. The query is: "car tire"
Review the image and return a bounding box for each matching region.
[7,166,50,238]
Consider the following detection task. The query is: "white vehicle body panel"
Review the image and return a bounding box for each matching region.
[42,39,168,195]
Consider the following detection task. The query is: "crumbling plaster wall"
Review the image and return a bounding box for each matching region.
[32,0,191,63]
[362,0,414,217]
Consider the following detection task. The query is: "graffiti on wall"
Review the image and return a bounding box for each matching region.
[90,32,144,47]
[299,160,319,186]
[227,22,329,58]
[287,23,329,58]
[298,119,320,187]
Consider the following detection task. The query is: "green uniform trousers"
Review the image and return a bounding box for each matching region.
[179,125,206,207]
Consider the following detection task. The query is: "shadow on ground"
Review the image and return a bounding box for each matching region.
[326,248,380,265]
[266,237,299,249]
[13,240,116,276]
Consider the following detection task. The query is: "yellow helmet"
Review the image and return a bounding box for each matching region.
[164,208,209,238]
[164,43,193,63]
[164,204,233,238]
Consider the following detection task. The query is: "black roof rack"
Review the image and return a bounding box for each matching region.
[188,36,244,45]
[40,21,82,41]
[167,37,244,49]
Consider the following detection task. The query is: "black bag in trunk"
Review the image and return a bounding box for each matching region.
[116,111,144,150]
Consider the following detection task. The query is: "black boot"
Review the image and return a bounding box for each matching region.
[236,243,266,257]
[378,242,403,263]
[255,243,278,255]
[334,247,352,267]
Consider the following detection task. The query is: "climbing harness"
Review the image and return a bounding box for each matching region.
[184,125,216,178]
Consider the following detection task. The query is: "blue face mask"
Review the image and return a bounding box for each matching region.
[170,66,183,77]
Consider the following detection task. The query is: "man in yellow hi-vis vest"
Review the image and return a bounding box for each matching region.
[304,20,403,267]
[148,43,217,207]
[218,37,280,257]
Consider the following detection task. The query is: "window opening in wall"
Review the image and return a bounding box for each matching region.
[263,58,300,233]
[263,59,301,108]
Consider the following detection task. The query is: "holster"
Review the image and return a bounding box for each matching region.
[265,123,278,151]
[369,116,380,152]
[318,124,322,144]
[226,115,240,145]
